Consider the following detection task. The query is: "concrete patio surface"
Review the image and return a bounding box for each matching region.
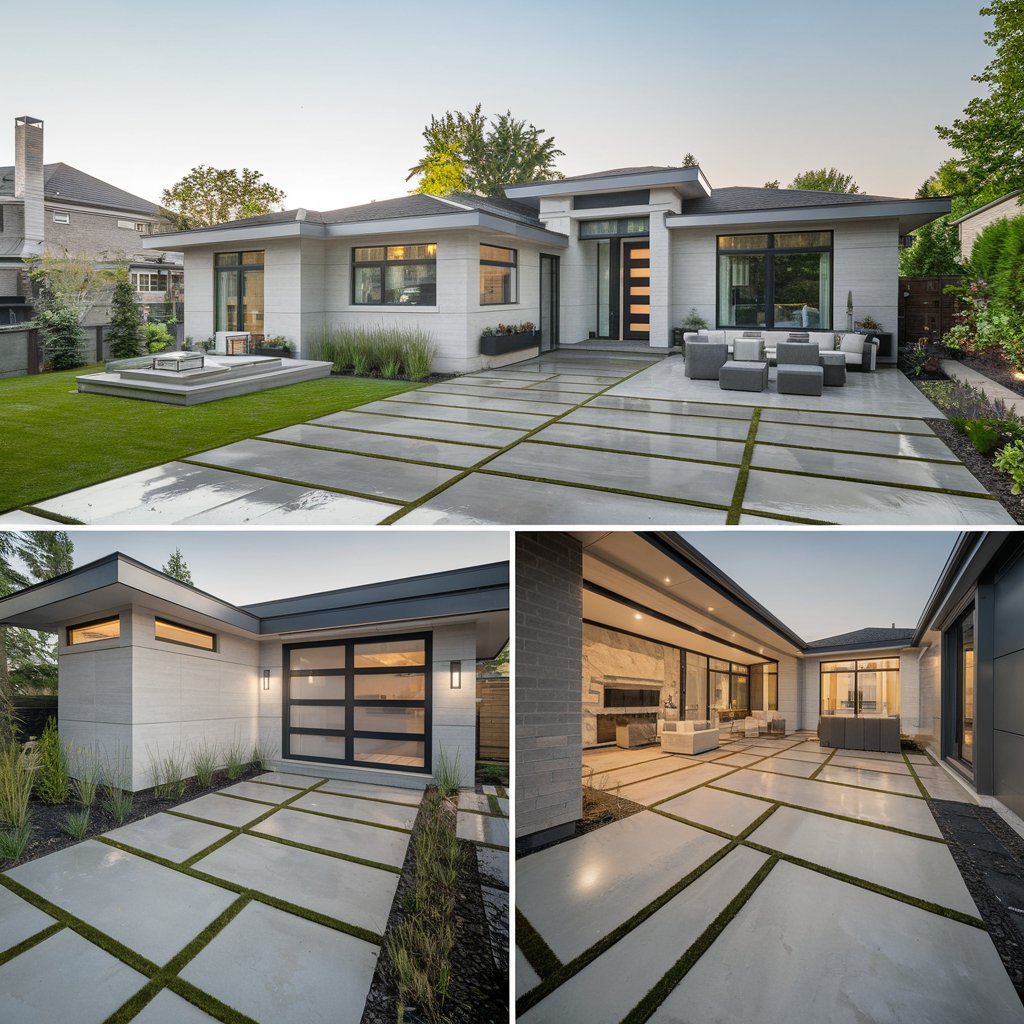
[515,730,1024,1024]
[13,351,1013,526]
[0,773,422,1024]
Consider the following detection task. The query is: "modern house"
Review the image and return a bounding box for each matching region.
[0,553,509,791]
[516,531,1021,850]
[0,115,182,324]
[145,165,949,373]
[952,188,1024,261]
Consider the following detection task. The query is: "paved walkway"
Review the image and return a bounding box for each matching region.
[515,731,1024,1024]
[0,772,422,1024]
[3,353,1012,526]
[941,359,1024,416]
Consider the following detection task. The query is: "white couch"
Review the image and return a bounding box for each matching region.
[661,720,719,755]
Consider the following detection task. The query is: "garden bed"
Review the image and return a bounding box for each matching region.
[960,350,1024,398]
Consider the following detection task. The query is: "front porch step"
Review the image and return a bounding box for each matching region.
[556,341,675,357]
[267,758,430,790]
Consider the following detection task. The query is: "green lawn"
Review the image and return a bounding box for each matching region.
[0,365,419,513]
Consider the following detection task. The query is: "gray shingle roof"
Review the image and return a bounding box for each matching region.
[556,166,676,182]
[0,162,161,215]
[805,627,916,652]
[682,186,906,216]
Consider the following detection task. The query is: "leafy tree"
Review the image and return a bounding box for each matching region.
[936,1,1024,208]
[763,180,781,189]
[993,216,1024,316]
[407,105,563,197]
[161,166,286,229]
[107,266,144,359]
[162,548,193,585]
[789,168,861,193]
[899,218,964,276]
[36,300,86,370]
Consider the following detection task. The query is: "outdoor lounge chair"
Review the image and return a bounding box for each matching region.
[661,720,719,755]
[839,334,878,372]
[685,340,728,380]
[776,340,824,395]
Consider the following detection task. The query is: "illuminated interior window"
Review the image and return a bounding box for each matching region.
[154,618,216,651]
[67,617,120,645]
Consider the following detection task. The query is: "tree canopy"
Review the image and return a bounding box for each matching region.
[162,548,194,586]
[407,105,563,198]
[936,1,1024,209]
[161,166,286,229]
[789,168,861,193]
[899,170,967,276]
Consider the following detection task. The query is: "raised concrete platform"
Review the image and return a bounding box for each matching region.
[76,354,332,405]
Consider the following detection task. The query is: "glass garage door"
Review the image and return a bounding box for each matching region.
[283,633,431,773]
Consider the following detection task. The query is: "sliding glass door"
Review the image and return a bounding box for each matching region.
[214,251,265,341]
[820,658,900,717]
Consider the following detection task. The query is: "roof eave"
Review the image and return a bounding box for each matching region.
[667,198,951,232]
[950,189,1024,225]
[505,167,712,201]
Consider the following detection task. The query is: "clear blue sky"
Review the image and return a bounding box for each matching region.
[683,530,960,642]
[2,1,989,210]
[43,530,509,606]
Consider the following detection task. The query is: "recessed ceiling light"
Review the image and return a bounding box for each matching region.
[634,612,643,620]
[664,577,671,584]
[707,607,714,612]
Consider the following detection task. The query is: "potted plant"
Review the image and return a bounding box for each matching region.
[674,308,709,349]
[854,314,892,360]
[254,335,294,358]
[479,321,540,356]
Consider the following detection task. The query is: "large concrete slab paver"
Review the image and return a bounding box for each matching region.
[354,399,547,431]
[0,927,147,1024]
[563,406,753,440]
[619,761,737,806]
[817,764,924,796]
[193,833,398,935]
[583,747,678,771]
[0,885,55,954]
[587,394,756,421]
[587,756,681,788]
[713,770,943,838]
[457,810,509,847]
[317,778,424,805]
[180,900,378,1024]
[749,806,979,916]
[755,757,820,779]
[173,793,270,827]
[532,422,746,465]
[520,847,768,1024]
[516,946,541,999]
[758,407,938,434]
[7,840,237,965]
[386,390,571,418]
[252,807,410,869]
[309,409,524,447]
[34,462,396,525]
[254,771,320,789]
[131,989,219,1023]
[659,785,772,834]
[105,812,231,862]
[829,754,912,774]
[218,780,297,804]
[290,790,417,830]
[416,383,579,407]
[755,420,957,460]
[649,861,1024,1024]
[188,439,461,503]
[516,811,727,962]
[401,472,728,525]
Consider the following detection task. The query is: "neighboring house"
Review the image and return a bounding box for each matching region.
[951,189,1024,262]
[0,115,182,323]
[146,165,948,373]
[0,554,510,791]
[516,531,1020,850]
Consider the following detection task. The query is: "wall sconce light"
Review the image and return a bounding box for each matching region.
[261,669,270,691]
[450,660,462,689]
[664,694,677,710]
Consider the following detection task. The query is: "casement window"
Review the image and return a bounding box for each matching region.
[820,657,900,717]
[352,244,437,306]
[154,618,216,651]
[479,244,517,305]
[130,271,165,292]
[717,231,833,330]
[67,616,120,645]
[214,251,265,335]
[52,211,70,224]
[117,219,150,233]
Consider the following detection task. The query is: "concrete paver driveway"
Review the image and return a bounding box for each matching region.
[6,352,1011,526]
[0,772,421,1024]
[515,731,1024,1024]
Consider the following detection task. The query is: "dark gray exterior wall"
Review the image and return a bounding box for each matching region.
[516,532,583,849]
[992,541,1024,819]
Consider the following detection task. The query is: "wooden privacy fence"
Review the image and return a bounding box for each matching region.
[899,276,963,346]
[476,674,509,761]
[0,325,111,377]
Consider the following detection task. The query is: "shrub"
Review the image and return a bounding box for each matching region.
[62,808,91,840]
[404,335,436,381]
[250,738,273,772]
[994,439,1024,494]
[107,266,145,359]
[34,718,69,805]
[308,324,436,378]
[101,785,133,825]
[0,824,31,863]
[37,301,86,370]
[69,746,103,809]
[191,740,220,789]
[964,418,1003,455]
[0,740,38,830]
[225,736,249,780]
[149,745,188,799]
[434,748,461,798]
[143,321,174,353]
[993,217,1024,319]
[970,217,1012,282]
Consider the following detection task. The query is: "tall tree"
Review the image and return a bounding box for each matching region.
[789,168,861,193]
[681,153,698,167]
[107,265,144,359]
[936,1,1024,209]
[162,548,194,586]
[407,105,563,198]
[161,167,286,229]
[900,170,967,276]
[763,179,781,189]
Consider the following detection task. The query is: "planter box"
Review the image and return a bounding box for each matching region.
[254,346,293,358]
[479,330,539,356]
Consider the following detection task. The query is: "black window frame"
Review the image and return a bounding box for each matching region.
[579,216,650,240]
[67,615,121,646]
[154,617,217,652]
[351,243,437,307]
[214,250,265,334]
[818,656,901,717]
[479,243,518,306]
[716,230,833,331]
[283,630,433,774]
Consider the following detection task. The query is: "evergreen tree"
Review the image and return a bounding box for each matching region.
[36,299,86,370]
[899,219,964,276]
[107,266,144,359]
[681,153,698,167]
[162,548,194,585]
[970,216,1013,280]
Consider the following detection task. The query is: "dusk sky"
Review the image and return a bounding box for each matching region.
[3,1,989,211]
[51,530,509,606]
[683,530,960,642]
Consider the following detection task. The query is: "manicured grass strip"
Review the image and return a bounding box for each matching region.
[727,408,761,525]
[742,842,986,929]
[246,434,477,473]
[618,855,779,1024]
[809,774,926,800]
[515,908,562,980]
[527,437,745,469]
[305,419,504,450]
[0,921,63,967]
[0,365,418,513]
[379,394,555,419]
[17,506,84,525]
[487,794,502,816]
[808,746,837,779]
[901,753,937,800]
[733,508,835,525]
[163,976,261,1024]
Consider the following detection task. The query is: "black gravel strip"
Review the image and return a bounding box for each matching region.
[961,352,1024,398]
[929,799,1024,1005]
[516,787,646,860]
[6,765,264,869]
[361,788,507,1024]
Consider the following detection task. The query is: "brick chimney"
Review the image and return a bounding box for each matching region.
[14,115,44,255]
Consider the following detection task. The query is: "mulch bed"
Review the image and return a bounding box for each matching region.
[5,765,263,870]
[329,371,456,385]
[929,799,1024,1005]
[362,787,508,1024]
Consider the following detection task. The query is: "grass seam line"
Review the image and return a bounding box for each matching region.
[727,408,761,524]
[902,751,933,800]
[515,907,562,981]
[0,921,64,967]
[296,419,505,450]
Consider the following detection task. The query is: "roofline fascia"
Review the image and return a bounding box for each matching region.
[666,197,951,229]
[803,642,917,657]
[950,189,1024,225]
[505,166,711,200]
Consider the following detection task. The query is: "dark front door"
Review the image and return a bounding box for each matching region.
[955,606,975,766]
[622,241,651,340]
[539,254,560,352]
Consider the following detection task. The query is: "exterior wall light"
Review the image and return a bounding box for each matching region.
[262,669,270,691]
[450,660,462,689]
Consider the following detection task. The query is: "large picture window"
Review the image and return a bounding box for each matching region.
[480,244,517,305]
[352,244,436,306]
[214,251,265,340]
[820,657,900,717]
[718,231,832,330]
